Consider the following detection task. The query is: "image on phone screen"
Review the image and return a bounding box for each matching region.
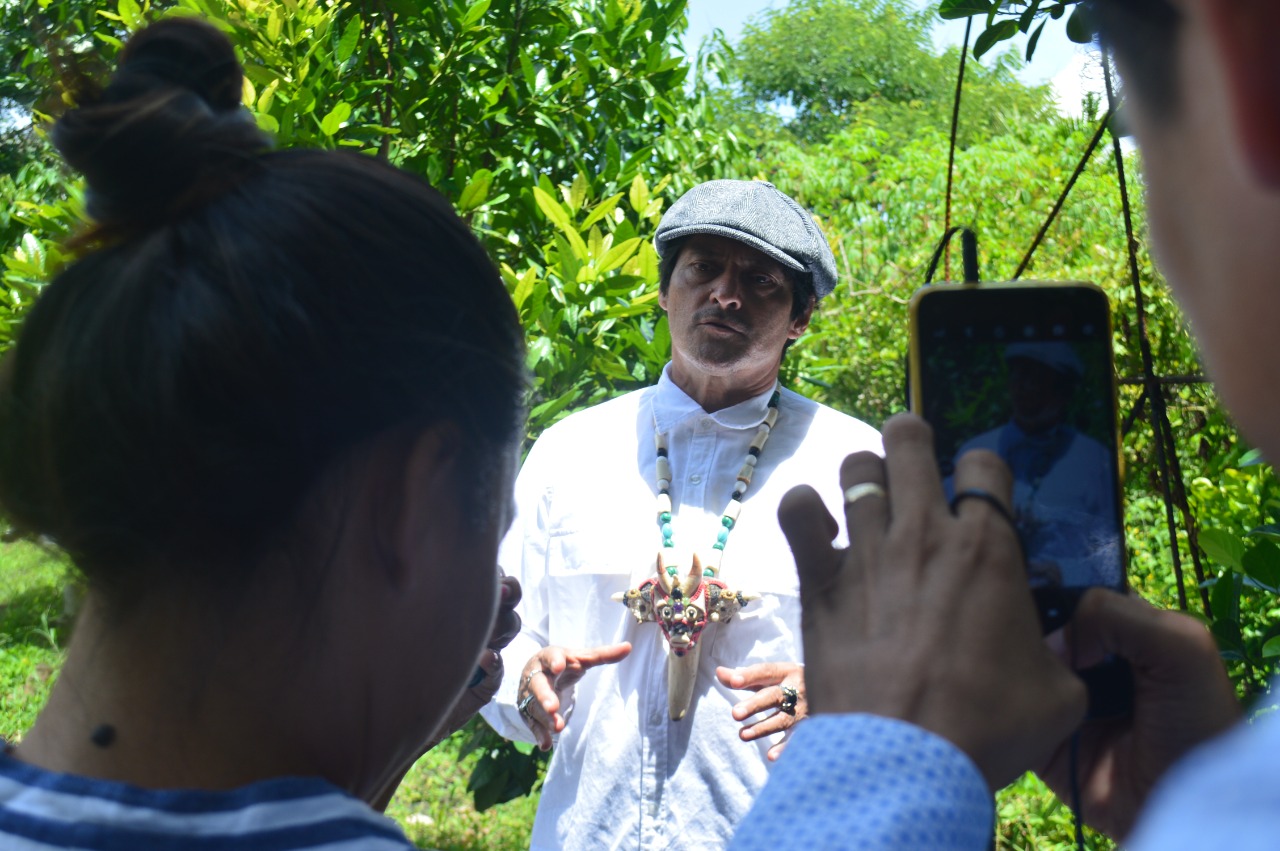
[913,286,1125,598]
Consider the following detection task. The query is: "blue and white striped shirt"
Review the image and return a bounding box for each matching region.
[0,753,416,850]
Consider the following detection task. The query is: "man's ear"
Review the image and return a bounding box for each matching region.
[1203,0,1280,188]
[387,424,463,589]
[788,295,816,339]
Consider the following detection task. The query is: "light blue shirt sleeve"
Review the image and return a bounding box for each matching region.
[1126,711,1280,851]
[729,714,994,850]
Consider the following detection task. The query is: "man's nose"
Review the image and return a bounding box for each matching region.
[708,271,742,310]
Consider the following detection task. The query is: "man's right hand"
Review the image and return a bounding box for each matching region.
[1037,589,1240,841]
[776,414,1087,790]
[518,643,632,750]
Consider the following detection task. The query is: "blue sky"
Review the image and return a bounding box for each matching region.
[682,0,1104,114]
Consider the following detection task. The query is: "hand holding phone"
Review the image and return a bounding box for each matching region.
[909,282,1131,716]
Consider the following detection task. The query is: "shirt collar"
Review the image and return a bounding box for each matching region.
[653,363,778,432]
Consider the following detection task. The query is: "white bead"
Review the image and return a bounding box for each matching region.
[657,478,671,491]
[656,493,671,514]
[744,454,758,467]
[737,464,754,481]
[655,432,668,452]
[723,501,742,521]
[733,480,748,495]
[763,408,779,429]
[656,456,672,482]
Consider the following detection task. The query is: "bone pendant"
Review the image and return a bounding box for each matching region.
[667,640,700,721]
[614,551,757,721]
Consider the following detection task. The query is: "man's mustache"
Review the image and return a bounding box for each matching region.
[694,308,747,334]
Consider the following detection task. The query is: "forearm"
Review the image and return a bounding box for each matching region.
[730,715,994,851]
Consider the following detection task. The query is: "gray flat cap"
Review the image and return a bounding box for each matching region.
[654,179,838,299]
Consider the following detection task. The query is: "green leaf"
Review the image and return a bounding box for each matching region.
[1242,541,1280,591]
[972,19,1018,59]
[582,193,624,230]
[336,15,363,64]
[1065,3,1094,43]
[569,173,588,212]
[1239,448,1269,467]
[1210,573,1241,624]
[461,0,492,27]
[532,186,573,233]
[458,168,495,212]
[1263,636,1280,658]
[628,174,650,216]
[598,237,641,273]
[319,101,352,136]
[937,0,994,20]
[1025,20,1046,61]
[1249,524,1280,543]
[1199,528,1246,571]
[512,267,538,310]
[118,0,144,30]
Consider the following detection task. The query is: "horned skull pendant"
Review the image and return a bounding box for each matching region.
[612,552,757,721]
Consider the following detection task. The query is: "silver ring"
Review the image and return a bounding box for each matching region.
[517,693,536,719]
[523,669,544,691]
[779,684,799,716]
[843,482,886,506]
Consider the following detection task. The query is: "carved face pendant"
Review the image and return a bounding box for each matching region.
[613,552,756,720]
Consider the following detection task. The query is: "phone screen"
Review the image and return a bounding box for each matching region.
[911,284,1125,624]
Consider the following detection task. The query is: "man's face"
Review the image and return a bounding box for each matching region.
[1007,358,1071,435]
[1111,0,1280,459]
[659,234,812,384]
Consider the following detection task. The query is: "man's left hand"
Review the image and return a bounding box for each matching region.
[716,662,806,761]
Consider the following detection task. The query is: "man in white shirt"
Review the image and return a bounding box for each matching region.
[729,1,1279,848]
[481,180,881,850]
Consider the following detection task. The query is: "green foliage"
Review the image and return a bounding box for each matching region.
[937,1,1090,61]
[0,541,70,743]
[732,0,1054,145]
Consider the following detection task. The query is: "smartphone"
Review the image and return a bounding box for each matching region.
[908,282,1131,717]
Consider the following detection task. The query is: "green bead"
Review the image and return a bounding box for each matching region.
[712,542,725,551]
[716,530,729,544]
[666,566,678,576]
[663,538,674,548]
[703,568,715,577]
[722,516,734,528]
[660,511,672,523]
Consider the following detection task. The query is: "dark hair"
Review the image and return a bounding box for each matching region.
[657,235,816,322]
[1086,0,1181,119]
[0,19,525,589]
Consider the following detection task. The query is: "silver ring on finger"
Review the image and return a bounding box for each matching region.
[522,669,544,692]
[779,684,799,716]
[517,693,536,719]
[843,482,886,507]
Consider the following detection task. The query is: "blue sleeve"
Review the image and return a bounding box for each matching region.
[729,714,994,850]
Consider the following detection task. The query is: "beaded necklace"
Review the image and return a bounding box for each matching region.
[614,387,777,721]
[653,386,780,578]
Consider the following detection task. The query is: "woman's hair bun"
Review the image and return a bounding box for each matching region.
[52,17,270,230]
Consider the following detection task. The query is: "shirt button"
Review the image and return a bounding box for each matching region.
[690,474,702,484]
[699,417,714,430]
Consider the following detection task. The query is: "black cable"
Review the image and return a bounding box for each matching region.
[923,226,981,284]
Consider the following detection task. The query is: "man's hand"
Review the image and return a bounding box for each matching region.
[518,642,632,751]
[716,662,806,761]
[777,413,1087,790]
[1037,589,1240,841]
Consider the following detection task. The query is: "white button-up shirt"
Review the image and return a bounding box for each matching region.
[481,365,882,850]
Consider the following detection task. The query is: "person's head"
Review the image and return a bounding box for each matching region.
[1089,0,1280,461]
[0,17,524,775]
[652,181,833,401]
[1003,343,1082,434]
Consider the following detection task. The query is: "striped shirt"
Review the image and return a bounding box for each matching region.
[0,752,416,850]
